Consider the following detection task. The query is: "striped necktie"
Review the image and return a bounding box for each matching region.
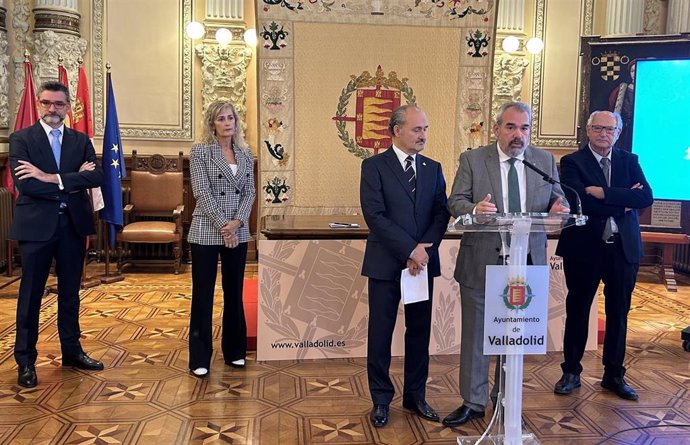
[600,157,613,241]
[404,155,416,196]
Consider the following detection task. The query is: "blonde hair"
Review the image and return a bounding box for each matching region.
[203,100,248,150]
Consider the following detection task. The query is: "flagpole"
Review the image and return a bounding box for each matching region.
[95,62,124,284]
[98,226,123,283]
[81,188,104,288]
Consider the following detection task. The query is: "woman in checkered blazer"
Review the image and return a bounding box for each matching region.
[187,100,256,378]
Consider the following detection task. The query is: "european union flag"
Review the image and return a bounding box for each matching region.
[100,72,126,247]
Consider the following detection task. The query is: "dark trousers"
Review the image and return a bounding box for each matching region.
[561,239,638,378]
[188,242,248,370]
[367,276,433,406]
[15,213,86,366]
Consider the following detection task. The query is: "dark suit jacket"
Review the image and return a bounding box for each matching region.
[360,147,449,281]
[556,146,653,263]
[9,121,103,241]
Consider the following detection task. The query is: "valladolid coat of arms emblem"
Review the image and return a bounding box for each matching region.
[332,66,416,160]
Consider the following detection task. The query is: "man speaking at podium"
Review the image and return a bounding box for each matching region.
[444,101,568,427]
[554,110,653,401]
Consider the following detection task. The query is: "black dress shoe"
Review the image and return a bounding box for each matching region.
[554,372,581,395]
[62,352,104,370]
[18,365,37,388]
[442,405,485,427]
[601,377,638,401]
[402,399,440,422]
[370,404,389,427]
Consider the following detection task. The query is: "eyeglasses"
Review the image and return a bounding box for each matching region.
[38,100,69,110]
[590,125,618,134]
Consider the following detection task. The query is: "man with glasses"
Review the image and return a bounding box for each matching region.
[9,81,104,388]
[554,110,653,400]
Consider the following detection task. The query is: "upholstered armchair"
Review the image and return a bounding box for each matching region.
[116,151,184,274]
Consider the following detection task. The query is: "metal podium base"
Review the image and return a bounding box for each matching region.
[457,433,540,444]
[455,387,541,445]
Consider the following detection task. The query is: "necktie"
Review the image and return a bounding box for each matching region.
[507,158,521,213]
[404,155,416,196]
[600,157,613,241]
[50,129,61,168]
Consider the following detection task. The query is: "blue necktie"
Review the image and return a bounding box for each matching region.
[50,129,61,168]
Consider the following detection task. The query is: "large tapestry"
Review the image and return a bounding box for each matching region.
[257,0,498,215]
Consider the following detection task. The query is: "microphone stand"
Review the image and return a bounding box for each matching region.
[521,159,587,226]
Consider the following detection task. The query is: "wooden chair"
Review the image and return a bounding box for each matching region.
[117,151,184,274]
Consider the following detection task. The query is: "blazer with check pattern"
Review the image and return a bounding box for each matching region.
[187,142,256,245]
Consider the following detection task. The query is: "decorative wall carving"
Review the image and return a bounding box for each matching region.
[11,0,32,117]
[32,30,86,93]
[195,42,251,124]
[492,52,529,118]
[0,29,9,129]
[643,0,667,34]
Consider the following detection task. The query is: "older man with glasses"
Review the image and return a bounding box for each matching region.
[9,81,104,388]
[554,110,653,401]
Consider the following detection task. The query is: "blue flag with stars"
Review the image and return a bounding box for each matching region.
[100,72,126,247]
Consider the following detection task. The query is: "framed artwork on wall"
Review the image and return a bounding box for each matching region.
[579,34,690,151]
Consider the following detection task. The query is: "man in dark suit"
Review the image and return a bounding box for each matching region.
[10,81,104,388]
[360,105,449,427]
[444,101,568,427]
[554,110,653,400]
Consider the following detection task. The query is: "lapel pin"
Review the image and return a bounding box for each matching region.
[422,162,427,166]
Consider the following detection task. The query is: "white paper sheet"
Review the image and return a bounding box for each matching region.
[400,266,429,305]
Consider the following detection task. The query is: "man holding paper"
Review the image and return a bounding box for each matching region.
[444,101,568,426]
[360,105,449,428]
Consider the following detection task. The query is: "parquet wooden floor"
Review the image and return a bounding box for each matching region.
[0,264,688,444]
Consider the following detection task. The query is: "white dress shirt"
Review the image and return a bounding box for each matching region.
[392,144,416,173]
[496,143,526,213]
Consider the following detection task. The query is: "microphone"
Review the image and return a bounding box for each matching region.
[521,159,584,217]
